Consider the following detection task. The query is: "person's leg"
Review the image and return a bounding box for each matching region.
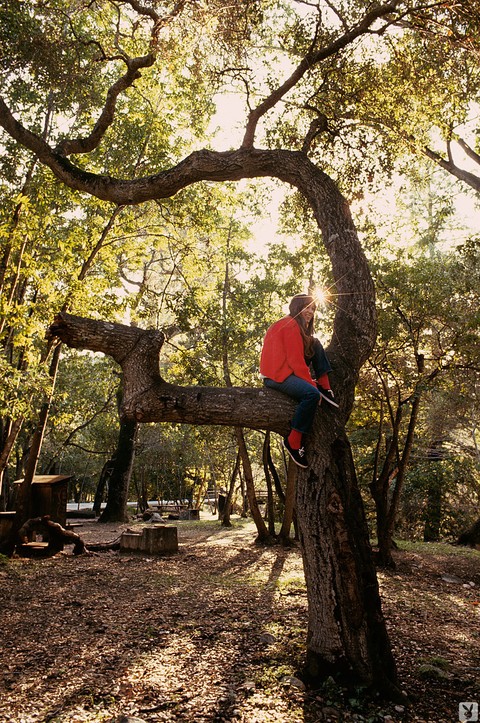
[310,339,338,408]
[264,375,320,435]
[264,376,320,468]
[310,338,332,378]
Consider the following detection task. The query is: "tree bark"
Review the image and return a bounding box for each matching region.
[93,458,115,515]
[262,432,276,536]
[296,427,399,696]
[267,438,286,505]
[99,416,138,523]
[220,450,240,528]
[457,517,480,547]
[369,351,429,569]
[6,343,62,555]
[234,428,273,544]
[372,392,422,568]
[369,398,403,569]
[0,417,24,508]
[49,311,297,432]
[423,467,443,542]
[278,459,297,545]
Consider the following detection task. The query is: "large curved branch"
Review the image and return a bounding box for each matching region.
[17,142,375,383]
[0,106,254,201]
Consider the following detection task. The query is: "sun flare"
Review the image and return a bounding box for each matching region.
[312,287,330,306]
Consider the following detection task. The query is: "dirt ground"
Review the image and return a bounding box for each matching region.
[0,514,479,723]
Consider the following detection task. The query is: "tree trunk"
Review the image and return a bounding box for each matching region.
[133,468,149,515]
[6,343,62,554]
[93,458,115,515]
[297,426,399,696]
[278,459,297,545]
[261,434,297,544]
[234,427,273,544]
[423,469,442,542]
[239,466,248,518]
[457,517,480,547]
[370,351,428,567]
[0,416,24,508]
[262,432,276,536]
[377,393,422,567]
[267,437,286,505]
[373,473,397,568]
[221,450,240,528]
[99,416,138,523]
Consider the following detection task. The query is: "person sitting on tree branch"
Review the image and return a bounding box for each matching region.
[260,293,338,468]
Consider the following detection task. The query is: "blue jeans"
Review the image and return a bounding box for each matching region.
[308,338,332,378]
[263,340,331,434]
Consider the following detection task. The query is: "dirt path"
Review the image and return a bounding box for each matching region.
[0,516,479,722]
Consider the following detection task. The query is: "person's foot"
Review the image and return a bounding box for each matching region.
[317,386,339,408]
[283,437,309,468]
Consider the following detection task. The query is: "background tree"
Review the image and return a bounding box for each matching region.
[350,237,480,562]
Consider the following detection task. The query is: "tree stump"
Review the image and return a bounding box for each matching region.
[120,525,178,555]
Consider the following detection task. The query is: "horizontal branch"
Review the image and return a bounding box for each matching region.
[48,312,298,435]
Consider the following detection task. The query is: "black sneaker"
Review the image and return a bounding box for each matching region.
[283,437,309,468]
[317,386,339,408]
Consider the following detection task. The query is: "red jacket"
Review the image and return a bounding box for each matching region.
[260,316,316,386]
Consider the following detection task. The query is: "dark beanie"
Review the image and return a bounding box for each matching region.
[289,293,316,318]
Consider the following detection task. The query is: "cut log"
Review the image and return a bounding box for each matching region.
[17,515,87,556]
